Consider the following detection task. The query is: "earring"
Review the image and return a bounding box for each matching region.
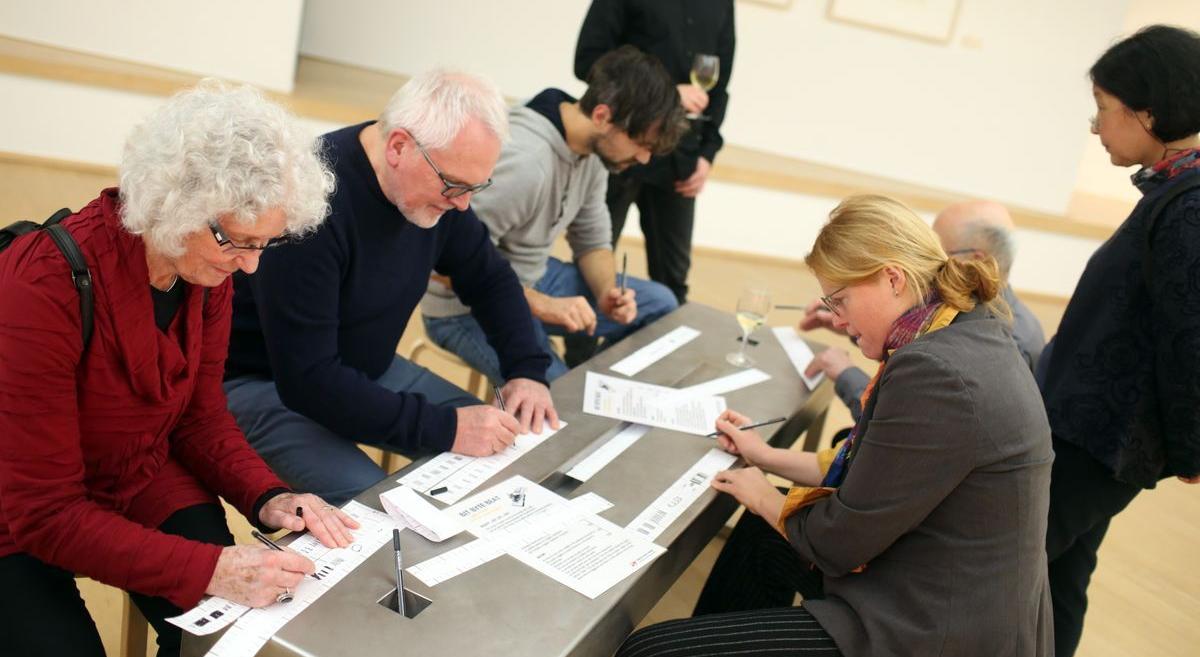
[892,288,898,297]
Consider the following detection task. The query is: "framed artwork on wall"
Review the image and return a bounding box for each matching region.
[827,0,962,44]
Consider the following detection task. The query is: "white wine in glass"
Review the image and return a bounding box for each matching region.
[687,54,720,120]
[690,54,720,91]
[727,286,771,367]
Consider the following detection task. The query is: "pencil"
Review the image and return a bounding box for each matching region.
[705,416,788,438]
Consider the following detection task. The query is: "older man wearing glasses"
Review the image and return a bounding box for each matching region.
[223,70,558,505]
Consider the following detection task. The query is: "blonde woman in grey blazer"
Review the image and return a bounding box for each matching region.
[616,195,1054,657]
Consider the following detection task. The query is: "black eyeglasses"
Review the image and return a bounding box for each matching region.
[409,134,493,199]
[820,285,847,316]
[209,223,292,252]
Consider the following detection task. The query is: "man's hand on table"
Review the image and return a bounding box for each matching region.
[500,378,560,434]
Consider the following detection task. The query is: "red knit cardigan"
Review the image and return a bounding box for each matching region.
[0,189,287,608]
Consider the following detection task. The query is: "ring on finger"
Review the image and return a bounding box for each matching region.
[276,587,293,604]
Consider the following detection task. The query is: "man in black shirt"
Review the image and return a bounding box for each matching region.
[575,0,736,305]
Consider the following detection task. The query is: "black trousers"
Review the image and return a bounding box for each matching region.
[0,503,234,657]
[1045,438,1142,657]
[607,173,696,305]
[694,507,824,616]
[616,606,842,657]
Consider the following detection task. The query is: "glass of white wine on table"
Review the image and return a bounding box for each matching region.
[727,286,771,367]
[688,53,719,120]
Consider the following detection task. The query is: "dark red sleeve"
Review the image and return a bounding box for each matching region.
[169,278,288,519]
[0,259,222,609]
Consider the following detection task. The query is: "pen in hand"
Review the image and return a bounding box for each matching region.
[252,529,318,581]
[619,253,628,296]
[493,385,506,412]
[393,528,407,617]
[705,416,788,438]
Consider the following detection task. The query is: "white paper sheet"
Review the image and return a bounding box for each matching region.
[583,372,725,436]
[379,485,464,542]
[610,325,700,376]
[501,507,664,599]
[772,326,826,390]
[406,538,505,587]
[405,492,615,588]
[674,368,771,398]
[200,501,396,657]
[568,491,614,514]
[565,423,651,482]
[446,476,664,599]
[396,422,563,504]
[626,449,738,542]
[166,596,249,636]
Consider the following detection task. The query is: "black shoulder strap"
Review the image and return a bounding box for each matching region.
[1143,175,1200,290]
[2,208,93,350]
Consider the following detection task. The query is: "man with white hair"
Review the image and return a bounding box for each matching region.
[802,199,1045,420]
[420,46,684,383]
[224,71,558,504]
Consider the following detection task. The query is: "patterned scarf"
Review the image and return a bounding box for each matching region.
[820,290,958,487]
[1132,147,1200,192]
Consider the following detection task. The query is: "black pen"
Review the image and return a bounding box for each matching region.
[619,253,628,295]
[705,416,788,438]
[393,528,407,617]
[493,385,506,412]
[252,530,318,580]
[251,529,286,552]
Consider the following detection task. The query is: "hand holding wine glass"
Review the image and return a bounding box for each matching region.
[727,286,771,367]
[685,54,720,119]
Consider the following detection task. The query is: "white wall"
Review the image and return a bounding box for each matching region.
[0,73,340,168]
[300,0,1130,216]
[619,181,1100,300]
[0,0,305,92]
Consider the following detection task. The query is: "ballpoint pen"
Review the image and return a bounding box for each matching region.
[393,528,407,617]
[774,304,807,310]
[705,416,787,438]
[252,530,318,584]
[251,529,286,552]
[493,384,506,412]
[619,252,628,295]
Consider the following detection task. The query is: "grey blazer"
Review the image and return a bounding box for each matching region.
[787,307,1054,657]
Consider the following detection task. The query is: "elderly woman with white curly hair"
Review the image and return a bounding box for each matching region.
[0,81,354,657]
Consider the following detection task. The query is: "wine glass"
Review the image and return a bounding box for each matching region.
[688,54,720,120]
[727,286,771,367]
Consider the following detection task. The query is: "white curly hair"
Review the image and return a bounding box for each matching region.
[377,69,509,149]
[118,79,335,257]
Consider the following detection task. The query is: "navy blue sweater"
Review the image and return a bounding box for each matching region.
[1041,164,1200,488]
[226,122,550,452]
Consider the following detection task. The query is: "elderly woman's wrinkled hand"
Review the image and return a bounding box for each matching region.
[259,492,360,548]
[206,545,314,608]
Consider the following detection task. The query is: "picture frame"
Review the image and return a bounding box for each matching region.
[826,0,962,45]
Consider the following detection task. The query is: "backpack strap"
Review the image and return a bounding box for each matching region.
[1,208,93,350]
[1143,175,1200,290]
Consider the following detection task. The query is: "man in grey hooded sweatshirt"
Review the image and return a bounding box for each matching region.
[421,46,686,382]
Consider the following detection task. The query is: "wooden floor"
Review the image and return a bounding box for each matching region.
[3,160,1196,657]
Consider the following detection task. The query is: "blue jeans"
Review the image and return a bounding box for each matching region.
[224,355,478,505]
[423,257,678,384]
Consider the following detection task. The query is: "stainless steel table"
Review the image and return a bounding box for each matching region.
[185,302,832,657]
